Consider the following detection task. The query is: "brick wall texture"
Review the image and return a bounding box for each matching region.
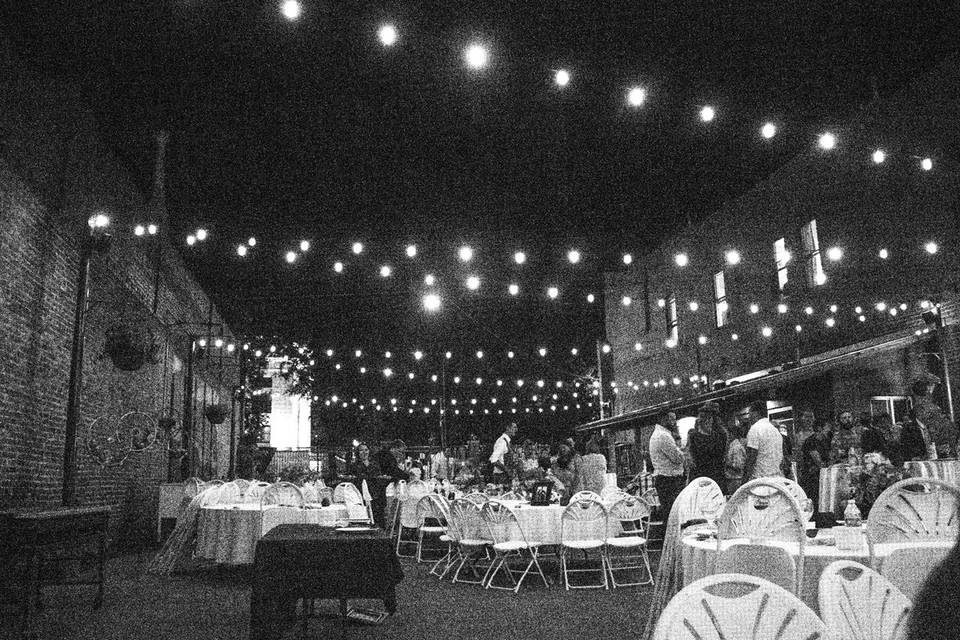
[602,55,960,438]
[0,58,239,546]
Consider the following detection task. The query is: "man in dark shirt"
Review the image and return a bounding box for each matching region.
[799,413,831,511]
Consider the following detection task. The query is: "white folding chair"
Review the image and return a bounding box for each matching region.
[818,559,912,640]
[201,479,224,490]
[600,486,629,502]
[215,480,244,504]
[770,476,808,504]
[605,495,654,587]
[242,481,271,504]
[560,497,609,590]
[570,490,602,503]
[446,498,493,584]
[463,492,490,505]
[415,494,449,564]
[498,491,524,501]
[652,573,826,640]
[233,478,251,493]
[865,477,960,599]
[261,482,305,508]
[333,482,370,521]
[395,481,430,557]
[299,483,319,503]
[715,478,805,595]
[480,501,549,592]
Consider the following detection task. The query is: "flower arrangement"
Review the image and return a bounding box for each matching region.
[848,452,908,514]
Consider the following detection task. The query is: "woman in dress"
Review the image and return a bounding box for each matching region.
[575,437,607,495]
[688,402,728,489]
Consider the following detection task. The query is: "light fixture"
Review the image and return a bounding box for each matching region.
[818,132,836,150]
[622,253,633,265]
[804,306,814,315]
[601,344,611,354]
[777,303,788,314]
[878,248,889,259]
[459,245,474,262]
[586,293,595,303]
[925,241,938,255]
[627,86,646,107]
[352,242,363,254]
[657,298,666,308]
[795,325,802,333]
[236,245,247,257]
[872,149,886,164]
[466,275,481,290]
[147,224,158,235]
[674,252,689,267]
[300,240,310,252]
[554,69,570,87]
[634,342,642,351]
[423,293,441,312]
[378,24,397,46]
[280,0,301,20]
[622,296,632,306]
[699,105,716,122]
[761,122,777,139]
[826,246,843,261]
[508,283,519,296]
[697,335,707,345]
[825,317,836,327]
[688,301,699,312]
[829,304,838,313]
[413,350,423,360]
[513,250,527,264]
[186,234,196,246]
[731,333,739,341]
[921,157,933,171]
[547,286,559,299]
[725,249,741,265]
[134,225,145,236]
[379,265,392,277]
[538,347,547,357]
[476,350,483,359]
[567,249,581,264]
[404,244,417,258]
[285,251,297,263]
[333,261,344,273]
[761,326,773,338]
[424,274,435,286]
[465,44,488,69]
[508,351,515,359]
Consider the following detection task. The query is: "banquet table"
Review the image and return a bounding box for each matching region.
[819,459,960,517]
[496,501,619,545]
[680,529,950,613]
[196,503,349,565]
[250,524,403,640]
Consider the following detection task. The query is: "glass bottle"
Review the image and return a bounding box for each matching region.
[843,499,862,528]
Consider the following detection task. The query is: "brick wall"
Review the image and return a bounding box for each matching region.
[602,56,960,433]
[0,59,238,547]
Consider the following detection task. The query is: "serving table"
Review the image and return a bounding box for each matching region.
[249,524,403,640]
[196,503,348,565]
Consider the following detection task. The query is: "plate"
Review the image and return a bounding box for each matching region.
[336,526,377,533]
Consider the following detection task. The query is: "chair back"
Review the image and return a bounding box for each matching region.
[561,497,608,545]
[183,477,203,498]
[498,491,524,501]
[674,477,725,528]
[818,560,912,640]
[333,482,364,505]
[652,573,826,640]
[415,494,449,528]
[480,500,532,548]
[570,490,602,503]
[770,476,807,504]
[216,481,244,504]
[300,483,319,503]
[260,482,305,508]
[399,482,431,529]
[448,498,486,543]
[608,496,651,537]
[600,486,629,502]
[866,477,960,544]
[463,492,489,505]
[243,481,271,504]
[201,479,224,490]
[716,478,805,593]
[317,486,334,503]
[234,479,251,492]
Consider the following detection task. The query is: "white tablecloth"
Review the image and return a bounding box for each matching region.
[681,531,947,613]
[196,503,349,565]
[820,460,960,517]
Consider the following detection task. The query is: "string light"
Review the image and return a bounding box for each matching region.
[280,0,301,20]
[237,245,248,257]
[925,241,938,254]
[826,246,843,261]
[725,249,741,265]
[688,301,699,312]
[424,274,435,286]
[333,261,344,273]
[379,265,392,277]
[378,24,397,46]
[513,251,527,265]
[465,44,488,69]
[508,283,519,296]
[674,253,689,267]
[818,132,836,150]
[423,293,441,312]
[554,69,570,87]
[459,246,474,262]
[699,105,716,122]
[761,122,777,139]
[547,286,559,299]
[878,248,889,259]
[285,251,297,264]
[147,224,158,235]
[622,253,633,265]
[761,326,773,338]
[627,86,646,107]
[749,303,760,314]
[586,293,595,303]
[872,149,886,164]
[300,240,310,252]
[921,158,933,171]
[186,235,196,246]
[601,344,611,354]
[134,225,145,236]
[567,249,581,264]
[248,237,256,247]
[622,296,632,306]
[466,275,481,290]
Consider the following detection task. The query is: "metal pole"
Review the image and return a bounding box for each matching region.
[62,239,94,506]
[182,338,195,479]
[938,326,956,423]
[596,340,606,420]
[440,359,447,451]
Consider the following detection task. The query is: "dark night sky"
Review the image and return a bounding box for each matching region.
[5,0,960,355]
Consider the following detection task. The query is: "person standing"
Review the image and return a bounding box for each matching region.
[649,411,685,521]
[724,419,748,495]
[377,439,408,529]
[742,401,784,481]
[799,413,831,511]
[828,411,862,464]
[489,422,517,486]
[575,437,608,495]
[429,445,450,481]
[688,402,728,488]
[348,443,383,525]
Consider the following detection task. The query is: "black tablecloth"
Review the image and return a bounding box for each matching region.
[250,524,403,640]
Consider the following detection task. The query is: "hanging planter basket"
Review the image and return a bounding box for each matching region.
[204,403,230,425]
[103,323,160,371]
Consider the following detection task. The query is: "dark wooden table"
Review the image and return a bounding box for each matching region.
[249,524,403,640]
[0,505,111,639]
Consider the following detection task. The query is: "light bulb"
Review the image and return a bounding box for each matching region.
[554,69,570,87]
[699,105,715,122]
[627,86,646,107]
[761,122,777,139]
[378,24,397,46]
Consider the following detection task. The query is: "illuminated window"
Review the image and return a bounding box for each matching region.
[665,294,679,344]
[801,219,825,286]
[774,237,790,291]
[713,271,729,328]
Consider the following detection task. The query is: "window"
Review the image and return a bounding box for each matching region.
[801,219,826,286]
[665,294,679,344]
[871,396,911,425]
[774,237,790,291]
[713,271,729,328]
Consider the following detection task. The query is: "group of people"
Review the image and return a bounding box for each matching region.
[647,395,952,519]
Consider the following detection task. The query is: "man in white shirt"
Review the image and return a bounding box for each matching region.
[489,422,517,485]
[742,401,784,480]
[649,411,685,521]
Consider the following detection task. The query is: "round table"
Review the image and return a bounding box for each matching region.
[196,503,349,565]
[681,529,948,612]
[499,501,619,546]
